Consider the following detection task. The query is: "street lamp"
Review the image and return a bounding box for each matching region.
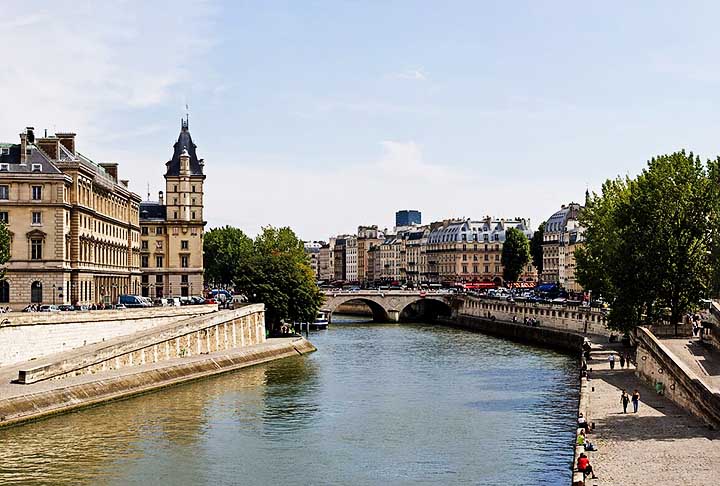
[52,284,56,305]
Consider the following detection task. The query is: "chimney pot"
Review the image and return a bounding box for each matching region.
[159,191,164,205]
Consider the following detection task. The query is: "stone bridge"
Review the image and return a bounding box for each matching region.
[322,291,454,322]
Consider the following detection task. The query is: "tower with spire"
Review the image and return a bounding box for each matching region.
[138,117,206,299]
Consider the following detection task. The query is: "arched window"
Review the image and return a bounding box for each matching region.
[0,281,9,303]
[31,281,42,303]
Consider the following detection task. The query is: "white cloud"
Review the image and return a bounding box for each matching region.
[203,140,574,240]
[0,1,217,141]
[392,68,428,81]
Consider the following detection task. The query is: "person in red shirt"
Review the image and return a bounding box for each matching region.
[577,453,598,479]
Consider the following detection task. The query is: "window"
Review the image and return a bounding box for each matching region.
[0,212,7,224]
[174,185,178,192]
[141,240,148,250]
[0,147,8,155]
[484,254,489,261]
[495,265,500,273]
[173,198,178,205]
[141,255,149,267]
[141,227,148,236]
[0,164,8,172]
[141,275,149,284]
[191,198,195,205]
[0,185,8,199]
[174,211,178,219]
[31,163,42,172]
[31,186,42,200]
[0,281,9,303]
[462,265,468,273]
[31,239,43,260]
[155,227,163,235]
[156,255,164,267]
[31,281,42,303]
[181,275,189,284]
[191,211,196,219]
[192,185,196,193]
[32,211,41,225]
[181,240,189,250]
[181,255,189,268]
[156,275,163,284]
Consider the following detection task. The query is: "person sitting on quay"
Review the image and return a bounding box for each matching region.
[577,453,599,479]
[577,413,590,434]
[576,430,597,451]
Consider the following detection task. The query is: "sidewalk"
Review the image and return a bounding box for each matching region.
[658,337,720,392]
[583,341,720,485]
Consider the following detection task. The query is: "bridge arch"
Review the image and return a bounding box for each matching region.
[322,292,453,323]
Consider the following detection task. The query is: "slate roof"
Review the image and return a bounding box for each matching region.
[0,143,63,174]
[165,118,204,177]
[139,202,167,221]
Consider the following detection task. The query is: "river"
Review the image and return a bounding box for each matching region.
[0,318,578,485]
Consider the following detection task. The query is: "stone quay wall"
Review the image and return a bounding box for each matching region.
[17,305,266,384]
[635,326,720,428]
[458,296,610,337]
[0,337,316,429]
[0,305,218,367]
[441,314,586,353]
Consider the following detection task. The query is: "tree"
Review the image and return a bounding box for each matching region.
[0,222,9,278]
[501,228,531,286]
[203,226,253,288]
[530,221,545,277]
[233,226,323,329]
[576,151,720,333]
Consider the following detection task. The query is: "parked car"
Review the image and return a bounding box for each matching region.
[118,295,152,308]
[39,305,60,312]
[74,305,90,311]
[58,304,75,311]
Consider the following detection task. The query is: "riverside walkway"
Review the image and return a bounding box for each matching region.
[584,342,720,485]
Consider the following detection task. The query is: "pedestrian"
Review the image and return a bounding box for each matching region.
[619,354,626,368]
[620,390,630,413]
[577,453,598,479]
[577,413,590,434]
[631,389,640,413]
[608,353,615,370]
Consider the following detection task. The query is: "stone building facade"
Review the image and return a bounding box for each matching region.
[139,118,205,299]
[426,218,537,286]
[541,203,583,289]
[0,127,142,309]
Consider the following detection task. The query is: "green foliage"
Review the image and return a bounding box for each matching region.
[501,228,531,285]
[530,221,545,275]
[203,226,253,287]
[204,225,323,329]
[0,222,9,278]
[576,151,720,332]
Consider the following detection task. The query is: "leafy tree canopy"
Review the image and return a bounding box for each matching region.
[501,227,531,285]
[576,151,720,333]
[530,221,545,276]
[0,222,9,278]
[204,225,323,329]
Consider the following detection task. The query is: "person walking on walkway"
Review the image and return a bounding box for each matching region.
[620,390,630,413]
[608,353,616,370]
[631,389,640,413]
[619,354,626,368]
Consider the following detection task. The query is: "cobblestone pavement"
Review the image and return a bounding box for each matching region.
[584,347,720,486]
[659,337,720,391]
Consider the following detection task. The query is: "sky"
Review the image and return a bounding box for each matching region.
[3,1,720,240]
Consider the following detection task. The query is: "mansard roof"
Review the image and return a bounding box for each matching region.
[165,118,204,177]
[139,201,167,221]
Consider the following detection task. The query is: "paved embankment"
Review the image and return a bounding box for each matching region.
[658,337,720,391]
[581,342,720,485]
[0,337,315,428]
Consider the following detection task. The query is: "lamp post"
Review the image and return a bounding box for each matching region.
[52,284,56,305]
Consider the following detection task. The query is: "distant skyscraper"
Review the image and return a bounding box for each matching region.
[396,210,422,227]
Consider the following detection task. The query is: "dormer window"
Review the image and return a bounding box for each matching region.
[0,163,8,172]
[1,148,9,155]
[31,163,42,172]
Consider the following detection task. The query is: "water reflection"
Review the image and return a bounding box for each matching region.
[0,321,578,486]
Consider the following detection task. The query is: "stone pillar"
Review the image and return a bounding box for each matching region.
[387,310,400,322]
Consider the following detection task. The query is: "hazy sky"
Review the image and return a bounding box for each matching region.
[3,1,720,240]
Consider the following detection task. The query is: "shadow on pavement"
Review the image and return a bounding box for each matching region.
[588,369,720,442]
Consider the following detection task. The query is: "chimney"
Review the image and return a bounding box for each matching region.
[56,132,76,155]
[159,191,164,205]
[99,162,118,181]
[37,138,59,160]
[26,127,35,144]
[19,131,27,164]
